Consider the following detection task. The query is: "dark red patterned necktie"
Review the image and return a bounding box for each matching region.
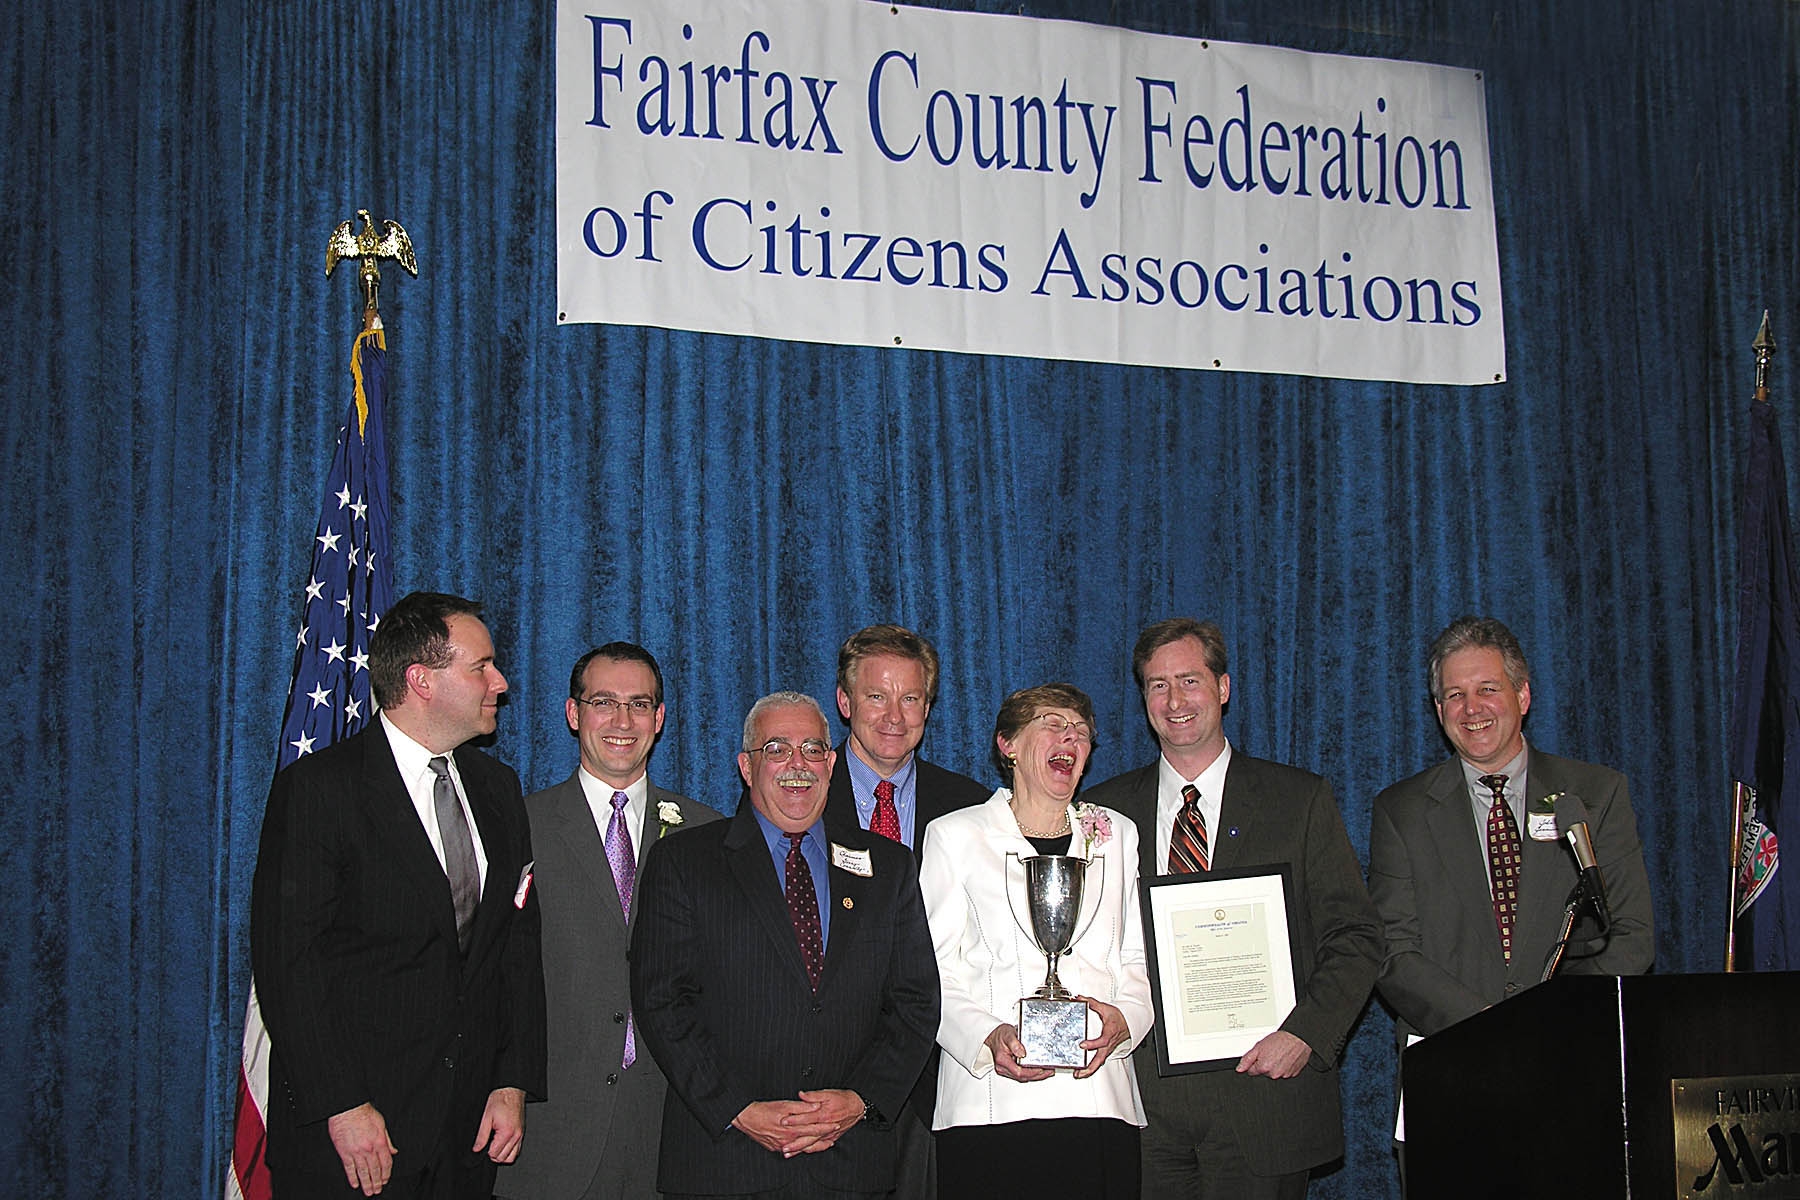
[870,778,902,843]
[1168,784,1211,874]
[785,832,823,990]
[1481,773,1521,962]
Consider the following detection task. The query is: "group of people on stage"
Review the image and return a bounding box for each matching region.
[250,596,1656,1200]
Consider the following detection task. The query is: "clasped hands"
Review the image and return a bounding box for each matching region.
[986,994,1130,1083]
[733,1089,865,1158]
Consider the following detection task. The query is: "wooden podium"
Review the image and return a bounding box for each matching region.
[1402,973,1800,1199]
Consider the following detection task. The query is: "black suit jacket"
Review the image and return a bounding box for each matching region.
[1083,753,1382,1176]
[250,723,547,1178]
[629,799,940,1196]
[822,745,986,1126]
[823,748,989,863]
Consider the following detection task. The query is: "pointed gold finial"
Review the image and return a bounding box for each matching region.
[1754,311,1774,403]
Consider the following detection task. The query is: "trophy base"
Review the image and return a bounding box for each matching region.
[1017,996,1089,1069]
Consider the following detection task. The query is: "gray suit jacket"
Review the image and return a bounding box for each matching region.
[1083,752,1382,1176]
[496,772,721,1200]
[1367,748,1655,1047]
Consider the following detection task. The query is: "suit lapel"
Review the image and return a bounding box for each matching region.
[1213,759,1256,872]
[1517,759,1575,961]
[360,728,461,951]
[723,805,814,988]
[637,786,667,871]
[818,832,869,995]
[545,774,620,922]
[1421,760,1506,960]
[460,750,521,963]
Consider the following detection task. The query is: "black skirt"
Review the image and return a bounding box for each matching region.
[937,1116,1141,1200]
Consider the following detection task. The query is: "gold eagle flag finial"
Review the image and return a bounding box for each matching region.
[326,209,418,321]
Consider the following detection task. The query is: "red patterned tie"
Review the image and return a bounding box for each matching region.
[1168,784,1211,874]
[870,778,902,843]
[1481,773,1521,962]
[785,833,824,991]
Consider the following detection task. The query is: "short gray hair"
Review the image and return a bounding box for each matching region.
[1427,616,1530,701]
[741,690,829,752]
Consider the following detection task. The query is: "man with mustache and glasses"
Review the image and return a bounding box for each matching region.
[630,692,940,1200]
[1083,618,1381,1200]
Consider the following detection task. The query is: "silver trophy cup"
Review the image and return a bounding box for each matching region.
[1006,853,1104,1068]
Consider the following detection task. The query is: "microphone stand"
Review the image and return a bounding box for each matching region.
[1540,873,1612,982]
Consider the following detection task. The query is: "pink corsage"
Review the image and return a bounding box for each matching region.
[1075,803,1113,859]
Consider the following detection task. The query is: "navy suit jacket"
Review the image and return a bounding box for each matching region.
[250,723,547,1178]
[1083,752,1381,1176]
[629,799,940,1195]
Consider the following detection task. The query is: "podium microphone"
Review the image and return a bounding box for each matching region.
[1555,793,1611,932]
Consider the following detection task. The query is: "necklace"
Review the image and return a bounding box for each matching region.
[1011,802,1070,838]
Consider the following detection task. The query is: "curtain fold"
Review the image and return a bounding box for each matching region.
[2,0,1795,1195]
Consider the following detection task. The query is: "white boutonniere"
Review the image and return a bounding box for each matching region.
[1075,802,1113,859]
[656,801,684,837]
[1527,792,1565,842]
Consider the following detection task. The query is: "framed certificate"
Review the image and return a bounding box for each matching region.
[1140,864,1301,1075]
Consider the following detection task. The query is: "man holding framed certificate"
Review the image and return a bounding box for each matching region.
[1083,618,1381,1200]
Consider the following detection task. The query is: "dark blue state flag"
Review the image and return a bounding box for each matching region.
[1728,398,1796,972]
[230,327,395,1200]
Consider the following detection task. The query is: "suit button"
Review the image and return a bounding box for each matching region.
[1504,981,1518,994]
[802,1066,814,1078]
[443,1057,456,1069]
[606,1073,619,1086]
[811,1003,823,1014]
[613,1011,625,1023]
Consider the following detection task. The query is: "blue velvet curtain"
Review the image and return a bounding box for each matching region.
[3,0,1796,1195]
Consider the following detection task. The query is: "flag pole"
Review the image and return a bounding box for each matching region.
[1726,313,1777,972]
[229,210,414,1200]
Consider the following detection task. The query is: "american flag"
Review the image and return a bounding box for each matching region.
[230,326,394,1200]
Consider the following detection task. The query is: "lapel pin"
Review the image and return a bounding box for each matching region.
[842,897,854,910]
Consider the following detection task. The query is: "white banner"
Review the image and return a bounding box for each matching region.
[556,0,1505,385]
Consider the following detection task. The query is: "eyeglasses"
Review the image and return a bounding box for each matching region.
[574,695,657,717]
[750,739,831,763]
[1032,712,1094,744]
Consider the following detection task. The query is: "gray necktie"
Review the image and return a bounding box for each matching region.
[428,755,480,953]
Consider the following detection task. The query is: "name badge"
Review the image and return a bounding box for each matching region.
[831,844,874,877]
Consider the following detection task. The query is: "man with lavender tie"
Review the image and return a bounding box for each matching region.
[497,643,721,1200]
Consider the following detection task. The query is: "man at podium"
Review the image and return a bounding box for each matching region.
[1367,615,1654,1062]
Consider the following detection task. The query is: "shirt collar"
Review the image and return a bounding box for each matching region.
[845,742,916,798]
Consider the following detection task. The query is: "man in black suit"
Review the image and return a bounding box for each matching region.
[251,591,547,1199]
[497,643,721,1200]
[631,690,940,1200]
[1367,616,1653,1143]
[822,624,986,1198]
[1083,618,1381,1200]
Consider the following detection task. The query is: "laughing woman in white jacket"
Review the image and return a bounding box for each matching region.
[919,682,1153,1200]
